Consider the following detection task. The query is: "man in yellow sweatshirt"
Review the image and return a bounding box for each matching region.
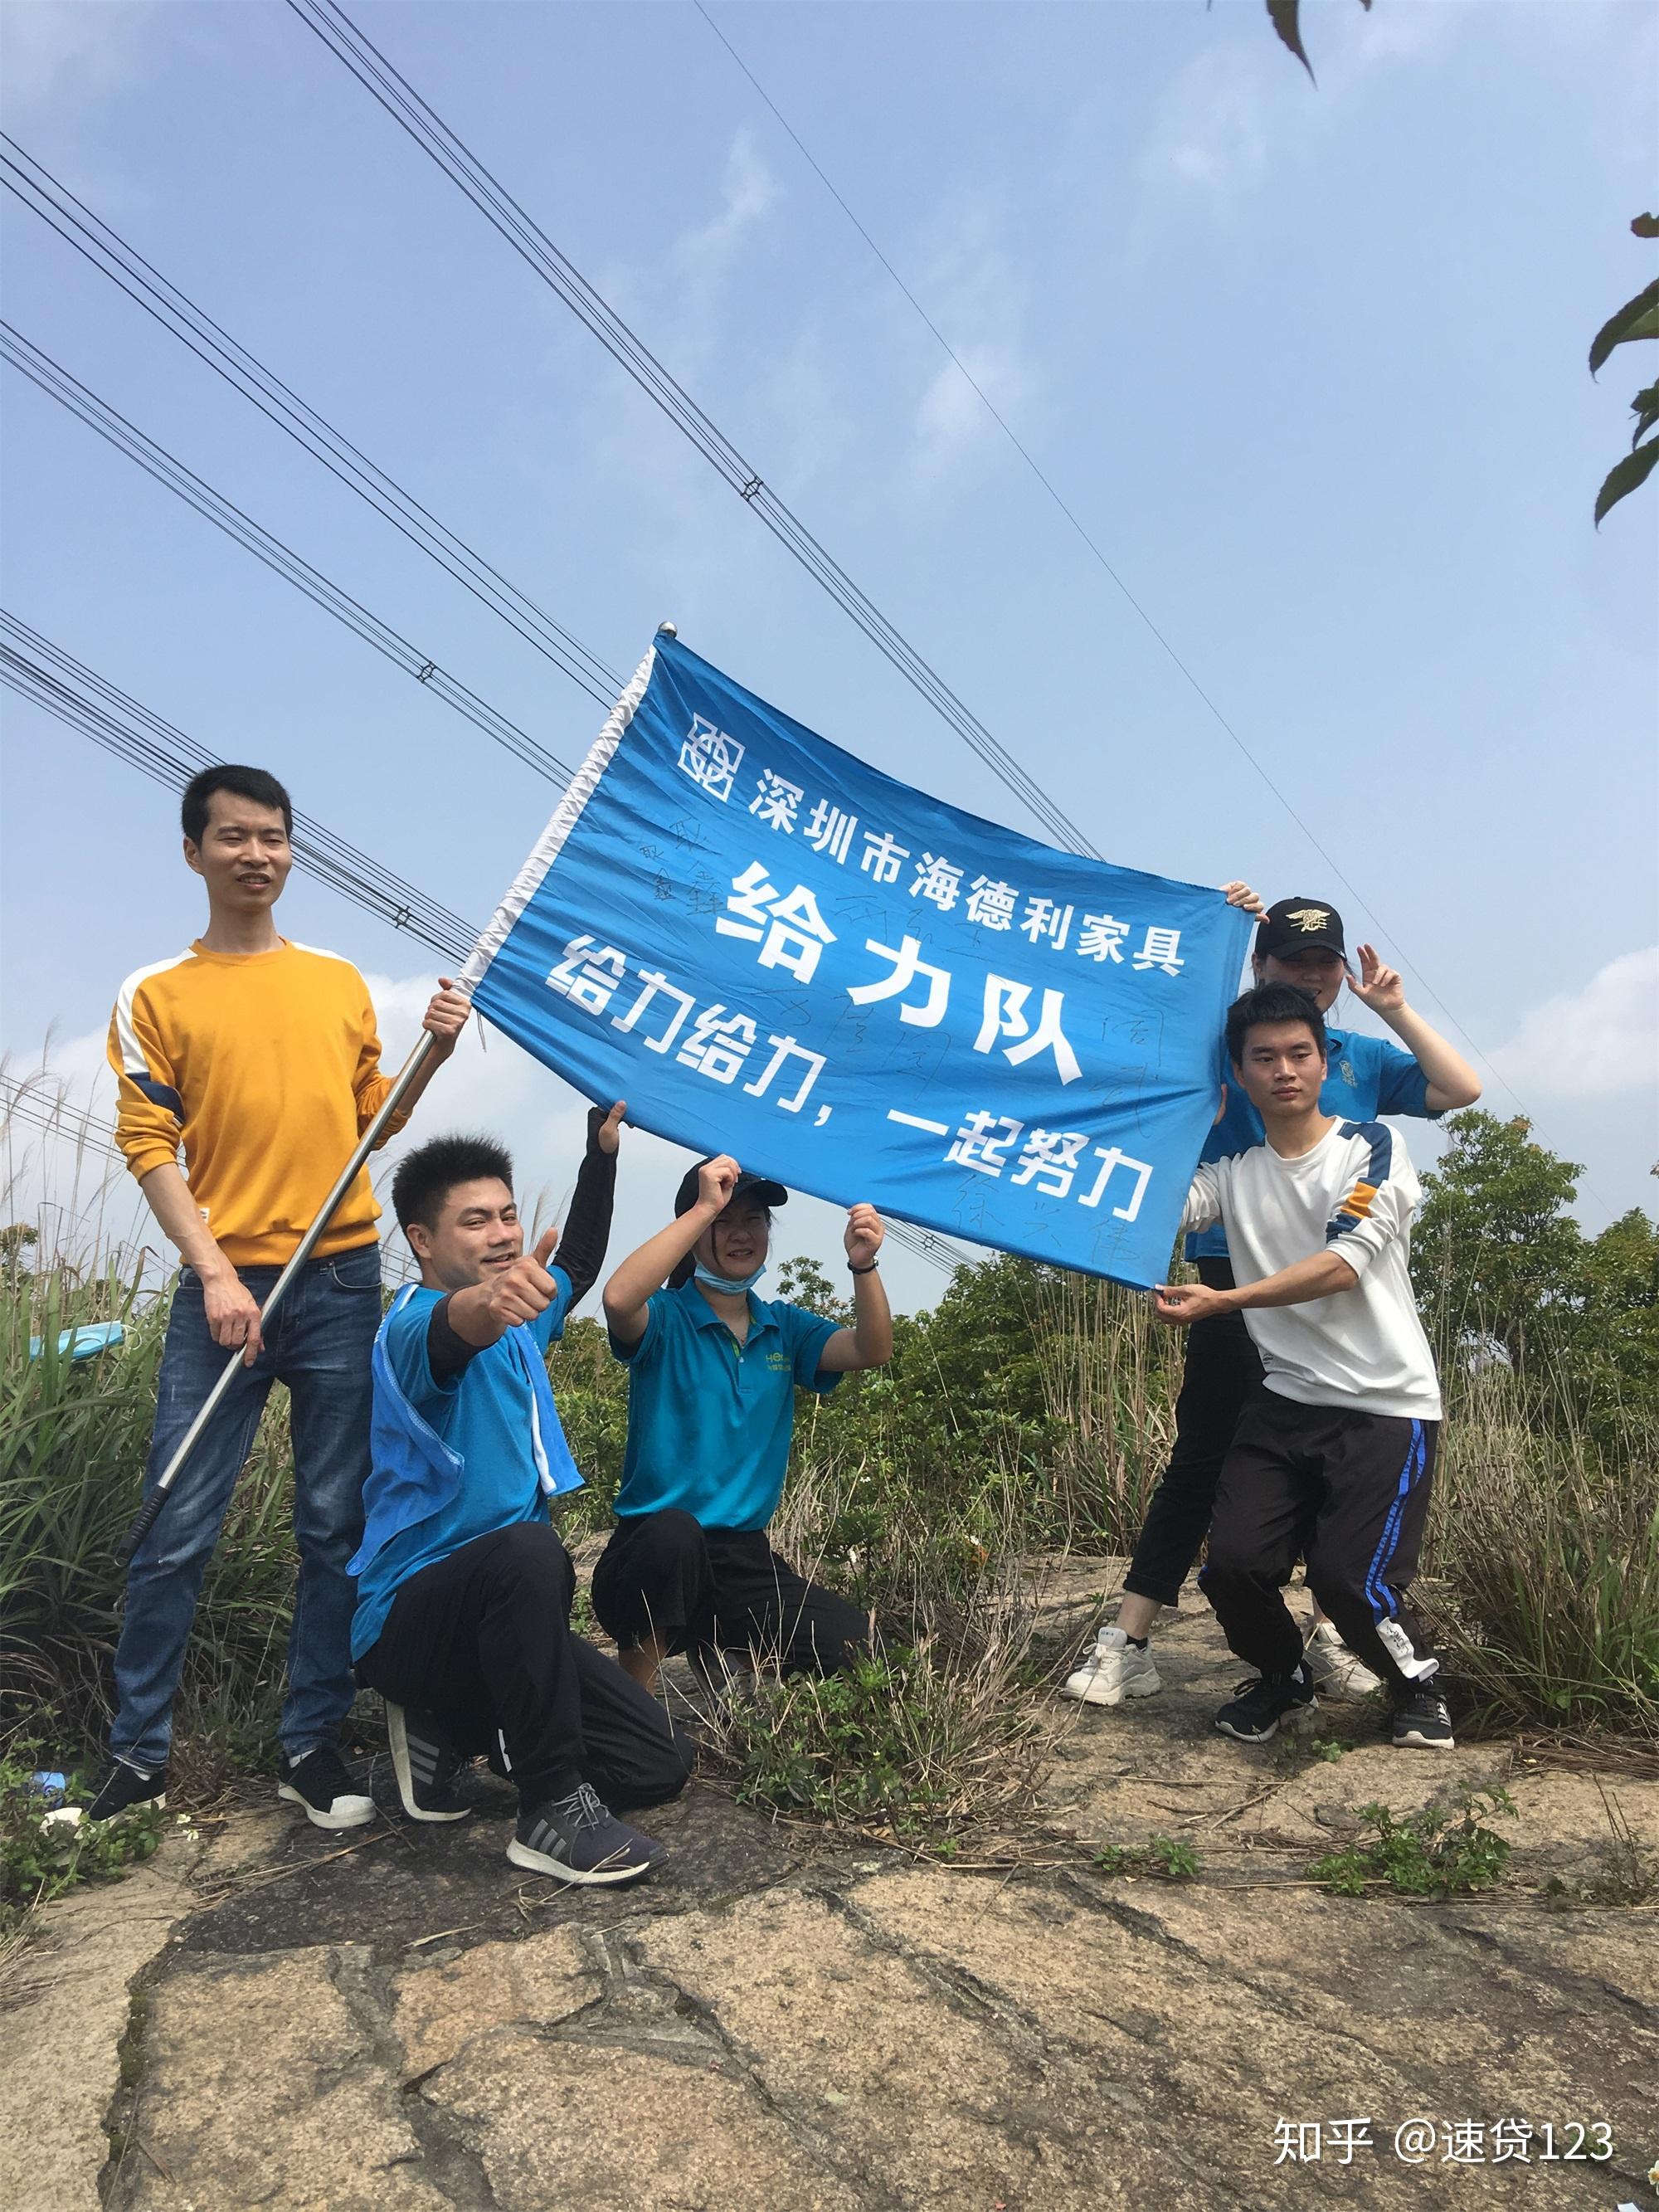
[88,765,469,1830]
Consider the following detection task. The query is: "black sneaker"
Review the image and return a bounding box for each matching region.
[277,1746,375,1831]
[1214,1669,1318,1744]
[1391,1682,1455,1752]
[386,1702,476,1823]
[85,1761,168,1824]
[506,1783,664,1887]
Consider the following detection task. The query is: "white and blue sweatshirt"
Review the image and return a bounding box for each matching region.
[1180,1118,1443,1422]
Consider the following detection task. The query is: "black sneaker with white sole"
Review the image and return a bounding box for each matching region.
[386,1702,476,1822]
[1391,1682,1455,1751]
[506,1782,664,1886]
[85,1761,168,1824]
[277,1746,375,1830]
[1214,1668,1318,1744]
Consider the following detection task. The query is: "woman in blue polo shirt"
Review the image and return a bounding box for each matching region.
[596,1153,893,1693]
[1063,896,1481,1711]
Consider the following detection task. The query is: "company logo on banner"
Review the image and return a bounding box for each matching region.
[464,632,1252,1288]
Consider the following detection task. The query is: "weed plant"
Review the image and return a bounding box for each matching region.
[1306,1787,1516,1898]
[1092,1835,1202,1881]
[0,1737,164,1949]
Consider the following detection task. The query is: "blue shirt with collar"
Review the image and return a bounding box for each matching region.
[1187,1024,1437,1261]
[609,1280,842,1532]
[350,1269,581,1659]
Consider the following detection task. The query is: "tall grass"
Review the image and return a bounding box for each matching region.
[1033,1269,1176,1550]
[2,1196,1652,1769]
[0,1251,297,1759]
[1421,1364,1658,1735]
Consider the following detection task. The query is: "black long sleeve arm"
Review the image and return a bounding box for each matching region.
[547,1108,618,1309]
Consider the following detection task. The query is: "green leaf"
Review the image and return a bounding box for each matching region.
[1632,382,1659,450]
[1594,433,1659,526]
[1632,213,1659,241]
[1266,0,1314,79]
[1588,278,1659,376]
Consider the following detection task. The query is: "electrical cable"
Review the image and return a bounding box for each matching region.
[0,134,625,707]
[0,612,477,963]
[0,323,592,787]
[2,621,967,1274]
[688,2,1585,1149]
[0,1078,426,1286]
[284,0,1097,860]
[288,0,1578,1167]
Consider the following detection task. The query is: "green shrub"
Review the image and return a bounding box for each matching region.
[1306,1788,1515,1898]
[1092,1834,1202,1881]
[0,1737,164,1944]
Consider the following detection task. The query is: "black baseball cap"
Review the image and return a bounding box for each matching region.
[1256,898,1347,961]
[673,1160,788,1216]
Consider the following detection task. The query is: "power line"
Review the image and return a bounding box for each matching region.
[688,4,1580,1152]
[283,0,1573,1174]
[0,322,591,784]
[284,0,1097,862]
[0,134,624,708]
[1,1078,426,1286]
[2,617,968,1276]
[0,611,478,964]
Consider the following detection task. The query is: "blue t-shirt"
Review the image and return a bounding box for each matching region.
[1187,1026,1436,1262]
[351,1271,574,1659]
[609,1282,841,1532]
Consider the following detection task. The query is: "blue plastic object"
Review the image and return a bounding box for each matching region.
[27,1322,124,1362]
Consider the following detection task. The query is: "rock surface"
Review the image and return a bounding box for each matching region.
[5,1565,1656,2210]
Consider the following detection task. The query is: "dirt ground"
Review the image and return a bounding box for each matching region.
[4,1557,1656,2211]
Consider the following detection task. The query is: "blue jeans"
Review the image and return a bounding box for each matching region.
[111,1245,382,1771]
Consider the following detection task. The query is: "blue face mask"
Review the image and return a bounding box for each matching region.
[693,1260,768,1297]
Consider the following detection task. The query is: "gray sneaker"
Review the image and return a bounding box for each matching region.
[506,1783,664,1886]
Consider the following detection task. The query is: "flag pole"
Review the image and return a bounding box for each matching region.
[117,1023,446,1561]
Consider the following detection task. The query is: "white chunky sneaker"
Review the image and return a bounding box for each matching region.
[1303,1620,1384,1702]
[1059,1625,1162,1707]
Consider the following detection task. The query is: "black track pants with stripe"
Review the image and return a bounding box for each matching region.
[357,1521,694,1813]
[1197,1396,1439,1693]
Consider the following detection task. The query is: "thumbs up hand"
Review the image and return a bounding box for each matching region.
[484,1222,562,1328]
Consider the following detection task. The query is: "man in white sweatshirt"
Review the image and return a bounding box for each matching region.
[1153,981,1452,1752]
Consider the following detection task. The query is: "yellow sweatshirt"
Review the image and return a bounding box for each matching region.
[108,940,411,1267]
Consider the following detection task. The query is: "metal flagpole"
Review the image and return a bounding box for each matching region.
[118,1025,443,1560]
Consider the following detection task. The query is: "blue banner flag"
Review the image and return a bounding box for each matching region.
[464,633,1251,1287]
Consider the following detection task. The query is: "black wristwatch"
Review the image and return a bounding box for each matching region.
[848,1259,879,1275]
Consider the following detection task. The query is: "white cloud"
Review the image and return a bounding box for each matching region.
[0,0,157,112]
[905,201,1036,474]
[1138,2,1462,207]
[673,128,779,288]
[1138,45,1270,202]
[1489,947,1659,1101]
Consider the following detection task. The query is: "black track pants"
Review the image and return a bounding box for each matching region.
[591,1508,872,1675]
[1123,1259,1267,1606]
[357,1521,694,1811]
[1197,1395,1440,1692]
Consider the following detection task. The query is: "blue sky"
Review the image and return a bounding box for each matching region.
[2,0,1655,1310]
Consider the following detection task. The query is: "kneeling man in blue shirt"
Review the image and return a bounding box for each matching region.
[596,1153,893,1693]
[353,1108,691,1887]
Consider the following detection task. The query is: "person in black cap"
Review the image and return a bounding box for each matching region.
[595,1153,892,1694]
[1063,894,1480,1713]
